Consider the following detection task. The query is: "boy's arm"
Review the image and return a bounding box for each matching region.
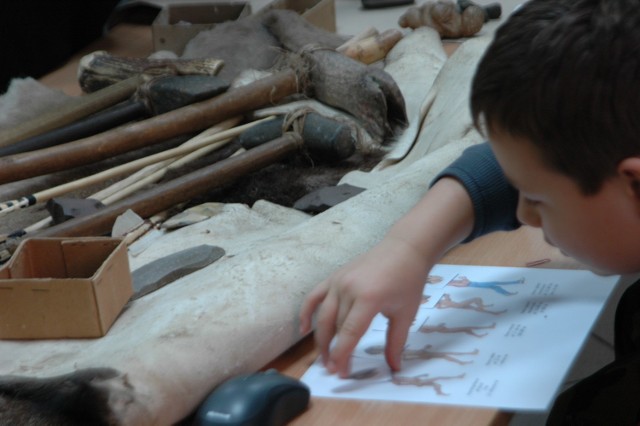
[299,142,519,378]
[436,142,520,239]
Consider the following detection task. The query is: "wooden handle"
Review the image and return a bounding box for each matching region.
[0,70,301,185]
[0,76,141,148]
[32,132,303,239]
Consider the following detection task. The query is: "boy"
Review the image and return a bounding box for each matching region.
[300,0,640,422]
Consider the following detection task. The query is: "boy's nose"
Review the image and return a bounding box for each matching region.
[516,196,542,228]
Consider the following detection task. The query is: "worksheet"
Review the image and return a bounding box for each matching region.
[301,264,619,411]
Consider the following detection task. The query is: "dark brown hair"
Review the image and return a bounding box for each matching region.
[471,0,640,194]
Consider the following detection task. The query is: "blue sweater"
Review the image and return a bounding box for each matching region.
[434,142,521,242]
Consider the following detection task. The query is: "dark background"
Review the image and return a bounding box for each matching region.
[0,0,121,93]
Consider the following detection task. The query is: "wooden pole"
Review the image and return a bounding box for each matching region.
[0,116,270,216]
[0,70,300,185]
[32,132,303,239]
[0,75,142,148]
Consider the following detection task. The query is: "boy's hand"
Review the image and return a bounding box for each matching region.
[299,236,428,378]
[300,177,475,378]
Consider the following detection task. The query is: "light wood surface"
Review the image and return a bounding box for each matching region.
[38,23,584,426]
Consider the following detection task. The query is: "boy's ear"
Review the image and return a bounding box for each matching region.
[618,157,640,199]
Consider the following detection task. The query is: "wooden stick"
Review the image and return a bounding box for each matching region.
[121,211,168,246]
[0,75,142,148]
[0,118,249,240]
[0,116,270,216]
[31,132,304,239]
[100,139,244,205]
[91,116,244,201]
[0,69,301,185]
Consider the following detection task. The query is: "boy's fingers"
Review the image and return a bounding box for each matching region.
[384,315,413,372]
[329,302,376,378]
[314,293,340,366]
[336,297,355,338]
[299,284,328,334]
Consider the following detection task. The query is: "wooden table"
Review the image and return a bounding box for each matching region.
[39,23,584,426]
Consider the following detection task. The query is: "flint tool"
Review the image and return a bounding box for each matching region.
[131,244,226,300]
[0,76,141,149]
[46,198,105,224]
[0,75,229,157]
[293,184,366,214]
[0,69,301,185]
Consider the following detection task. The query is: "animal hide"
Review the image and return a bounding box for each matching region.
[183,9,407,150]
[340,35,490,189]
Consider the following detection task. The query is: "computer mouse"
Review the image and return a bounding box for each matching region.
[192,369,310,426]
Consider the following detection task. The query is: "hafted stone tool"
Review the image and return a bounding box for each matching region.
[130,244,226,300]
[0,75,229,157]
[0,70,300,185]
[22,127,356,242]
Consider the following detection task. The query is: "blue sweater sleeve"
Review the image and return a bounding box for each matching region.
[432,142,520,242]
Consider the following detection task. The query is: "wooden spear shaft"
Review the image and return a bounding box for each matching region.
[0,118,250,241]
[31,132,304,239]
[0,75,142,148]
[0,70,300,185]
[0,116,268,216]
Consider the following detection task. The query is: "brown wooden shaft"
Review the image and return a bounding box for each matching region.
[0,70,300,185]
[0,75,142,148]
[33,133,303,239]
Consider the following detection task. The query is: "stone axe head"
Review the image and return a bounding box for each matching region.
[45,197,106,225]
[237,112,356,163]
[137,74,230,115]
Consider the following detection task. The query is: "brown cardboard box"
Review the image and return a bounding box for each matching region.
[0,238,133,339]
[152,0,336,55]
[152,2,252,54]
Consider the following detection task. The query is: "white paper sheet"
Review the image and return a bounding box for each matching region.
[301,264,619,411]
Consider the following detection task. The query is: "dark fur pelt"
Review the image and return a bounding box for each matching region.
[0,368,133,426]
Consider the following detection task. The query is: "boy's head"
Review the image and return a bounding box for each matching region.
[470,0,640,275]
[471,0,640,195]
